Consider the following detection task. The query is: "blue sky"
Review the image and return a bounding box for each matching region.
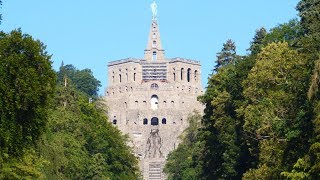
[1,0,300,94]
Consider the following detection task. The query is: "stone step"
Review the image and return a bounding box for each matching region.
[149,167,161,170]
[149,165,161,167]
[149,162,162,180]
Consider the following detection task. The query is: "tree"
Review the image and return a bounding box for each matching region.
[73,69,101,97]
[0,29,56,156]
[39,85,139,179]
[297,0,320,36]
[57,64,101,97]
[0,0,2,23]
[164,112,203,180]
[214,39,238,71]
[248,27,267,55]
[242,42,309,179]
[263,19,303,48]
[296,0,320,59]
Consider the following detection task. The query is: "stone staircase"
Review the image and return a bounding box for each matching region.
[149,162,162,180]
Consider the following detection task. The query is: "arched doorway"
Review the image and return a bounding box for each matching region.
[151,95,159,110]
[143,118,148,125]
[151,117,159,126]
[162,118,167,124]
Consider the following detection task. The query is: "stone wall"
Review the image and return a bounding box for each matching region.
[105,58,203,179]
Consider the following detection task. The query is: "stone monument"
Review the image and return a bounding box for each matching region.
[105,1,203,179]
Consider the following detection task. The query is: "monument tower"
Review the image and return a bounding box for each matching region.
[105,1,203,179]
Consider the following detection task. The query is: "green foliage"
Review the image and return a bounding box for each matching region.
[166,2,317,178]
[0,149,48,179]
[0,29,138,179]
[0,0,2,23]
[297,0,320,35]
[0,29,56,156]
[241,42,310,178]
[214,39,238,70]
[164,112,203,180]
[39,85,139,179]
[263,19,303,47]
[248,27,267,55]
[57,64,101,97]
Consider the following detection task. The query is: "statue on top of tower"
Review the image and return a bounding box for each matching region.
[151,1,157,20]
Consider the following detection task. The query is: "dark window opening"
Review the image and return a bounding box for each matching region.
[119,74,122,83]
[194,70,198,82]
[113,119,117,124]
[153,51,157,61]
[151,83,159,90]
[134,73,136,81]
[143,118,148,125]
[181,68,184,81]
[162,118,167,124]
[173,73,176,81]
[151,117,159,126]
[187,68,191,82]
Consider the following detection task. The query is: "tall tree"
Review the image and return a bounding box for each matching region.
[164,112,203,180]
[40,85,139,179]
[297,0,320,36]
[214,39,238,71]
[0,29,56,156]
[57,64,101,97]
[248,27,267,55]
[297,0,320,59]
[263,19,303,48]
[73,68,101,97]
[0,0,2,23]
[242,42,309,179]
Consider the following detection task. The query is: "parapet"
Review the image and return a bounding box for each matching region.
[108,58,145,66]
[169,57,200,65]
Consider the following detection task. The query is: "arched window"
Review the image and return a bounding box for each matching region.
[152,41,157,48]
[151,83,159,90]
[173,73,176,81]
[151,95,159,110]
[181,68,184,81]
[143,118,148,125]
[171,101,175,107]
[194,70,198,82]
[153,51,157,61]
[187,68,191,82]
[113,119,117,124]
[153,33,156,39]
[134,73,136,81]
[162,118,167,124]
[112,76,114,83]
[119,74,122,83]
[151,117,159,126]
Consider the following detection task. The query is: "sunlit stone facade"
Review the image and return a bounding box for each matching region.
[105,11,203,180]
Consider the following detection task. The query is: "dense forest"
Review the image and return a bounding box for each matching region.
[165,0,320,179]
[0,29,139,179]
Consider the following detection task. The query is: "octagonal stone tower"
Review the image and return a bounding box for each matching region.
[105,2,203,179]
